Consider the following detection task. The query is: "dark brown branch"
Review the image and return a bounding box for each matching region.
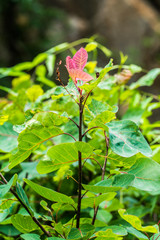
[0,173,51,237]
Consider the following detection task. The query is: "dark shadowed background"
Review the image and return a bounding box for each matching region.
[0,0,160,83]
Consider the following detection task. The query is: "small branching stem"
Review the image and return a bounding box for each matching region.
[63,132,77,141]
[92,131,109,225]
[68,118,79,128]
[82,158,102,170]
[144,232,150,239]
[82,126,100,139]
[0,173,51,237]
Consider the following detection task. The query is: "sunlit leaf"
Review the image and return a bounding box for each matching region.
[85,42,98,52]
[118,209,158,233]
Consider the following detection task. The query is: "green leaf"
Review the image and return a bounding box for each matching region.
[9,112,67,169]
[128,158,160,192]
[85,42,98,52]
[16,182,33,215]
[32,53,48,67]
[46,42,69,54]
[87,99,118,117]
[36,65,55,87]
[90,209,112,224]
[107,120,152,157]
[151,234,160,240]
[107,153,137,168]
[83,179,121,193]
[68,224,95,239]
[11,214,39,233]
[88,110,116,130]
[0,199,15,210]
[0,174,17,198]
[40,200,51,212]
[39,142,93,173]
[100,226,127,236]
[80,59,113,92]
[130,68,160,89]
[81,192,116,208]
[21,233,41,240]
[118,209,158,233]
[23,179,75,205]
[0,225,20,236]
[98,43,112,57]
[126,226,148,240]
[0,115,9,125]
[112,174,135,188]
[128,64,142,74]
[26,85,44,102]
[48,238,64,240]
[95,229,123,240]
[0,122,18,152]
[46,54,56,77]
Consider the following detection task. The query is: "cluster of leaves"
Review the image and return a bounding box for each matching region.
[0,37,160,240]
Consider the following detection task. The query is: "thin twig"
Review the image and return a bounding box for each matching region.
[81,190,89,200]
[68,118,79,128]
[0,173,51,237]
[82,126,100,139]
[144,232,150,240]
[82,90,92,112]
[82,158,102,170]
[63,133,77,141]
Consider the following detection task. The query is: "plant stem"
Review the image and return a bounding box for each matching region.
[68,118,79,128]
[0,173,51,237]
[76,93,83,228]
[92,131,109,225]
[82,126,100,139]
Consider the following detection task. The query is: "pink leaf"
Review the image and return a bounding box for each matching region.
[66,56,76,70]
[72,48,88,70]
[68,69,93,82]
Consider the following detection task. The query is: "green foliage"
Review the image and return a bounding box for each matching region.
[107,120,152,157]
[0,38,160,239]
[118,209,158,233]
[11,214,39,233]
[0,122,18,152]
[24,179,75,205]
